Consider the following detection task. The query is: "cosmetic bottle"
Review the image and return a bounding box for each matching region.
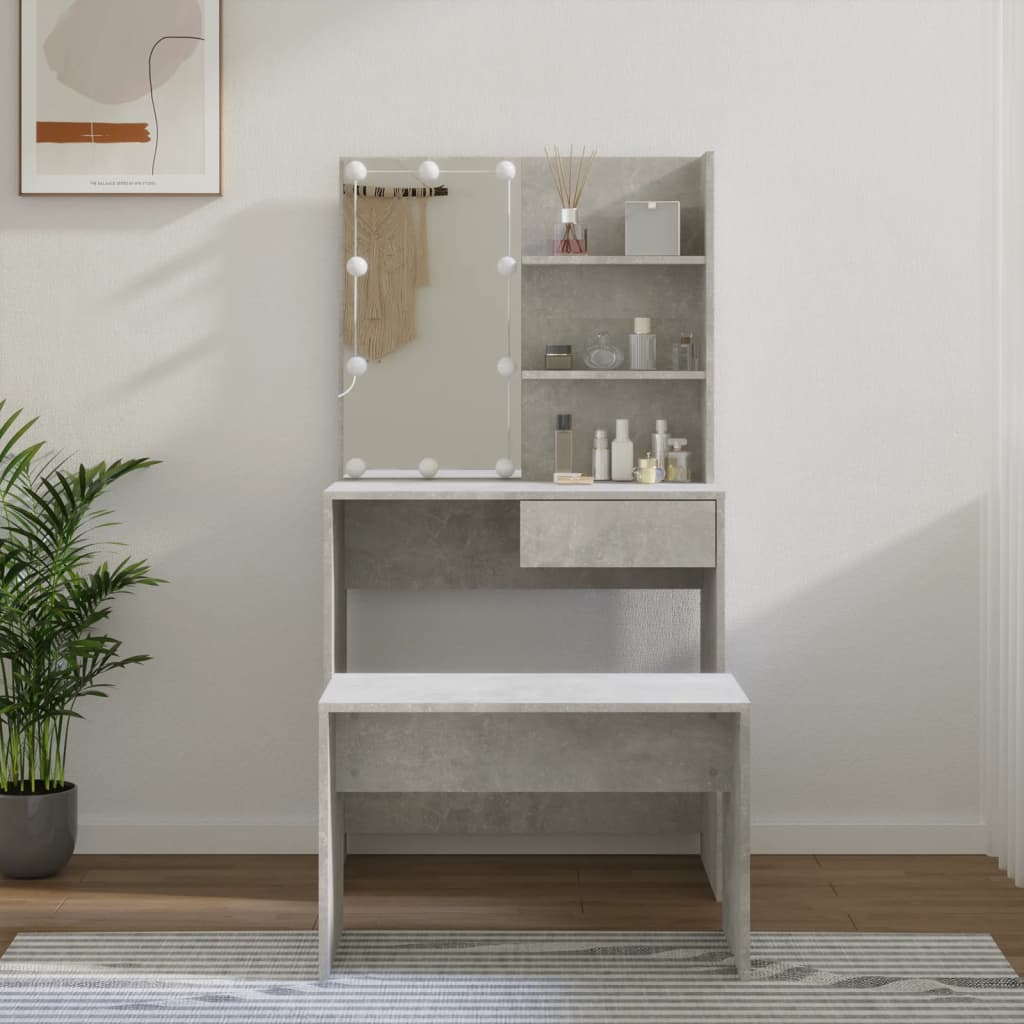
[666,437,691,482]
[592,428,610,481]
[583,331,623,370]
[651,418,669,475]
[554,414,573,479]
[629,316,657,370]
[672,334,695,371]
[611,418,634,482]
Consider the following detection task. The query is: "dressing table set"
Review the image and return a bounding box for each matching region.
[318,154,750,980]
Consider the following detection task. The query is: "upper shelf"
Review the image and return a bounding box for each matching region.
[521,255,706,267]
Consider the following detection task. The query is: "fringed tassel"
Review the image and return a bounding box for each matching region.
[342,185,449,198]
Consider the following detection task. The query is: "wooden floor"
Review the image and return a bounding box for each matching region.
[1,854,1021,974]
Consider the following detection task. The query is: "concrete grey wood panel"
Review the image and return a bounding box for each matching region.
[318,709,343,981]
[336,713,733,793]
[327,478,723,499]
[700,493,726,672]
[343,792,703,835]
[520,157,705,259]
[326,501,346,675]
[521,263,705,372]
[723,710,751,979]
[702,152,715,482]
[342,500,705,590]
[520,500,717,569]
[320,672,748,712]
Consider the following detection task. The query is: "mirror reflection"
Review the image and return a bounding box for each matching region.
[340,158,521,475]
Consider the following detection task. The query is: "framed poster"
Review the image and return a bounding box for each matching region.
[19,0,221,196]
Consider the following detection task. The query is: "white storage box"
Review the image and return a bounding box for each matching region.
[624,200,681,256]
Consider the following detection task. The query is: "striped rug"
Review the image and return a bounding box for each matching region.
[0,930,1021,1023]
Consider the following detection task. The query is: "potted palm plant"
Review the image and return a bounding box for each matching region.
[0,401,161,878]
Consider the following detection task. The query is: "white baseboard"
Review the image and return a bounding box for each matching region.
[76,819,990,856]
[752,822,989,855]
[76,819,317,855]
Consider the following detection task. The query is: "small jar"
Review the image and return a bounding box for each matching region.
[545,344,573,370]
[633,453,665,485]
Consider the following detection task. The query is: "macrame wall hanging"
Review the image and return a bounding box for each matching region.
[342,186,446,361]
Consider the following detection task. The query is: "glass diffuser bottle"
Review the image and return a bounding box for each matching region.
[552,208,588,255]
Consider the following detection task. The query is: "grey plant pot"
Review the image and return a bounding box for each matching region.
[0,783,77,879]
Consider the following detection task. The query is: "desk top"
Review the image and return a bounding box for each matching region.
[320,673,748,714]
[326,474,723,502]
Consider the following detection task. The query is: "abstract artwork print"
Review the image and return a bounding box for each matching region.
[20,0,221,195]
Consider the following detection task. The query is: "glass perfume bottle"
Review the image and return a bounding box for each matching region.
[666,438,691,482]
[672,334,695,371]
[583,331,624,370]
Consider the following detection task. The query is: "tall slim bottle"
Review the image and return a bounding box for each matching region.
[611,418,634,481]
[554,413,573,478]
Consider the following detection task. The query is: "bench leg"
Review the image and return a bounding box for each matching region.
[700,793,724,901]
[319,711,344,981]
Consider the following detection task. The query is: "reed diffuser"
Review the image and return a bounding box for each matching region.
[545,145,597,255]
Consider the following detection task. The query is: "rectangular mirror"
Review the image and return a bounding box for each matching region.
[340,157,521,477]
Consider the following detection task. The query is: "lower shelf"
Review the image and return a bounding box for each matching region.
[522,370,705,381]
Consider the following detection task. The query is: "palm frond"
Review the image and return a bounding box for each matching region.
[0,401,161,791]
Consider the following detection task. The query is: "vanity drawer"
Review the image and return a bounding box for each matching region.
[520,500,717,569]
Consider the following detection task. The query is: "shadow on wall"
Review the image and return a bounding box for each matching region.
[109,195,341,636]
[350,501,983,828]
[67,200,343,819]
[727,500,984,822]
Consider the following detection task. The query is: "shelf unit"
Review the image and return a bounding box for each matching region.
[522,370,706,381]
[519,154,715,483]
[522,255,706,267]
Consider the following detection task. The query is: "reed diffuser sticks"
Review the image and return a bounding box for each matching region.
[545,145,597,254]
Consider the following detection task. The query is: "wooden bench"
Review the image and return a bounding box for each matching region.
[318,672,750,980]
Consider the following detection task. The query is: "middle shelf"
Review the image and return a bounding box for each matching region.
[521,370,706,381]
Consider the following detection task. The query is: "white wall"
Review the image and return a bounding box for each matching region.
[0,0,995,853]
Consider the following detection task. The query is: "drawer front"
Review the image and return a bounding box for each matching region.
[520,500,717,569]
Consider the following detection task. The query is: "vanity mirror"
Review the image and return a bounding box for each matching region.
[339,157,522,478]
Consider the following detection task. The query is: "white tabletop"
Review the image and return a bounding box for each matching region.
[325,477,722,501]
[320,673,748,714]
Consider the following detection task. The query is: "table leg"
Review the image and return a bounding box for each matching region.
[722,713,751,979]
[318,710,344,981]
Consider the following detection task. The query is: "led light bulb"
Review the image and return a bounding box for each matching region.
[343,160,368,182]
[417,160,440,184]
